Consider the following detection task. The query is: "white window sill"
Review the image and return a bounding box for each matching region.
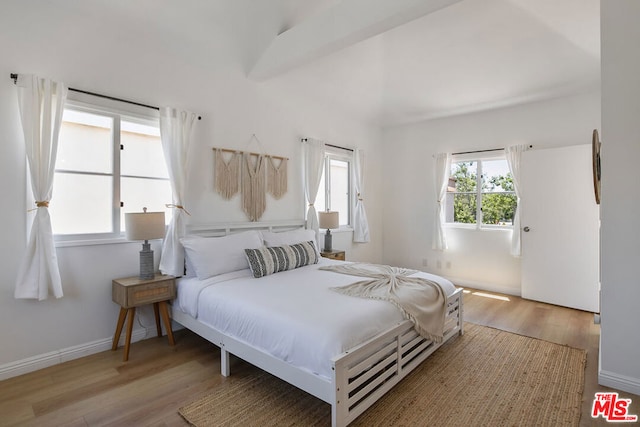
[55,237,129,248]
[323,226,353,234]
[444,223,513,232]
[54,236,165,248]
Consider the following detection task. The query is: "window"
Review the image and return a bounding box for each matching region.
[446,157,516,228]
[315,149,352,227]
[50,101,171,241]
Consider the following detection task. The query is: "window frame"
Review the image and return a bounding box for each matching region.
[446,153,516,231]
[51,96,167,246]
[317,147,353,230]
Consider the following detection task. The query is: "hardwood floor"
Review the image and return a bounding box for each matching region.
[0,289,637,426]
[462,289,639,427]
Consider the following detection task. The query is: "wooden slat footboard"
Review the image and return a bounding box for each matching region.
[331,287,463,426]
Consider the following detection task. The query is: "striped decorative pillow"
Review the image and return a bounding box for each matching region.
[244,241,319,278]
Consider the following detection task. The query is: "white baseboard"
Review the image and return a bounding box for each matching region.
[599,369,640,396]
[0,328,150,381]
[444,275,521,297]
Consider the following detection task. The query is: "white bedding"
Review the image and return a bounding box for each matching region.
[175,258,456,380]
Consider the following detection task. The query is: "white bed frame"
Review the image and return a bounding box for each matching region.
[172,221,464,427]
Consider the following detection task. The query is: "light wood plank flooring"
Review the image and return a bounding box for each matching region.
[0,289,637,426]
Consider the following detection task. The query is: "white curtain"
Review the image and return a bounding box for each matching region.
[433,153,451,251]
[505,144,526,257]
[14,75,67,300]
[302,138,325,234]
[352,148,370,243]
[159,107,197,277]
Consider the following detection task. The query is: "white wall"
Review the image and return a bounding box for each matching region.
[599,0,640,395]
[381,91,601,295]
[0,1,382,373]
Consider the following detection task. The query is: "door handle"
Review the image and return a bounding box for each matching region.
[523,226,531,232]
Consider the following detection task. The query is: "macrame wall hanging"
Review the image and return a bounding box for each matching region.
[242,153,266,221]
[212,134,288,221]
[266,155,288,199]
[214,148,240,199]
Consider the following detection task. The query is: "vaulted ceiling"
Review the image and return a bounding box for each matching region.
[53,0,601,128]
[262,0,600,126]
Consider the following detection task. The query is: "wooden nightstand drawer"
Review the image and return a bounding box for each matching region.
[129,282,173,306]
[112,275,176,308]
[320,250,345,261]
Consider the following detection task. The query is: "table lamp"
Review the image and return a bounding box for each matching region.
[125,207,165,280]
[318,211,339,252]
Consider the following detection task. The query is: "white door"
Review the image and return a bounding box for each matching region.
[520,144,599,312]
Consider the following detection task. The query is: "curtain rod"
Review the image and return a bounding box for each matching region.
[300,138,354,152]
[10,73,201,120]
[452,145,532,156]
[453,148,503,155]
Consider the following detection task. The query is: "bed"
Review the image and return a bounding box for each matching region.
[171,221,464,427]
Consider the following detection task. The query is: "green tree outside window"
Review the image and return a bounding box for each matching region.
[448,161,516,226]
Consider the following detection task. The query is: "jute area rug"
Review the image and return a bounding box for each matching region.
[179,323,586,426]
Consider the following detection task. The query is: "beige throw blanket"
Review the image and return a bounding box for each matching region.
[320,263,447,342]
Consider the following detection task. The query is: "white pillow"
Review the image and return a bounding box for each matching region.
[184,255,196,277]
[261,229,319,256]
[181,230,263,280]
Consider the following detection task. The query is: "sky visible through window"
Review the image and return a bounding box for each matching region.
[482,159,511,192]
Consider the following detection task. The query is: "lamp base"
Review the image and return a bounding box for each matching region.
[139,241,155,280]
[323,229,332,252]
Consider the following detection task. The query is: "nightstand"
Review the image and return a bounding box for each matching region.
[111,274,176,361]
[320,249,345,261]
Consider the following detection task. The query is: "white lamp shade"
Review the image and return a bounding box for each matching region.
[318,211,339,230]
[125,211,166,241]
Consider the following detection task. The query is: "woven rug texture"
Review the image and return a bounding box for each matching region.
[179,322,586,427]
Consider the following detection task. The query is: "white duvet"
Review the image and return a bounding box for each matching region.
[175,258,456,380]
